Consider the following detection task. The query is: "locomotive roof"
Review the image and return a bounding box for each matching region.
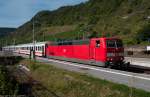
[48,39,90,45]
[91,37,121,40]
[47,37,122,46]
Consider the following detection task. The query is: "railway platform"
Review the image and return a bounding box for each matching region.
[125,57,150,69]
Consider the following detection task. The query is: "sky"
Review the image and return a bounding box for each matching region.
[0,0,88,28]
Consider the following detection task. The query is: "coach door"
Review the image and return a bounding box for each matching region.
[44,44,48,57]
[42,45,46,57]
[90,40,96,60]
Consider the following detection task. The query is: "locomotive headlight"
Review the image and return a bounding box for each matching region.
[107,53,115,57]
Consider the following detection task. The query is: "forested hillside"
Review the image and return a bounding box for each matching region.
[0,27,16,37]
[1,0,150,45]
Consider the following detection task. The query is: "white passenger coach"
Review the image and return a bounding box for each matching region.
[2,42,47,57]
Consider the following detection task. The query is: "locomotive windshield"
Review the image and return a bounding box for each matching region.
[106,39,123,48]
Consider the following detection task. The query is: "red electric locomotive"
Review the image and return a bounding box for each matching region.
[46,37,129,67]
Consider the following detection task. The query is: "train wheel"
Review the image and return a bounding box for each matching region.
[120,62,130,71]
[104,62,110,68]
[124,62,130,70]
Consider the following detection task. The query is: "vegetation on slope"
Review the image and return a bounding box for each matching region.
[0,65,18,95]
[1,0,150,45]
[0,27,16,37]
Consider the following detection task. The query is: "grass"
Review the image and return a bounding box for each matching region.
[20,59,150,97]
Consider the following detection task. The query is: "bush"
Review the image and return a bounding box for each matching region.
[136,24,150,42]
[0,65,19,95]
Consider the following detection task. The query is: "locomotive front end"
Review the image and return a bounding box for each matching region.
[105,39,129,68]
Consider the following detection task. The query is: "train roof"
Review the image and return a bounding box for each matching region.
[3,37,122,48]
[47,37,122,46]
[48,39,90,45]
[17,41,47,47]
[4,41,48,48]
[91,37,121,40]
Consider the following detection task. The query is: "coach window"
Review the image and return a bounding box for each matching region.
[39,47,41,51]
[96,40,100,47]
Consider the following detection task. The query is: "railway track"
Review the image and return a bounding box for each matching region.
[7,65,60,97]
[38,56,150,75]
[34,57,150,92]
[14,52,150,75]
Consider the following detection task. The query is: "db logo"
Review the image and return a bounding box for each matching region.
[63,49,66,53]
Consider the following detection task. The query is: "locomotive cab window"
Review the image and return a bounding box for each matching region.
[96,40,100,47]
